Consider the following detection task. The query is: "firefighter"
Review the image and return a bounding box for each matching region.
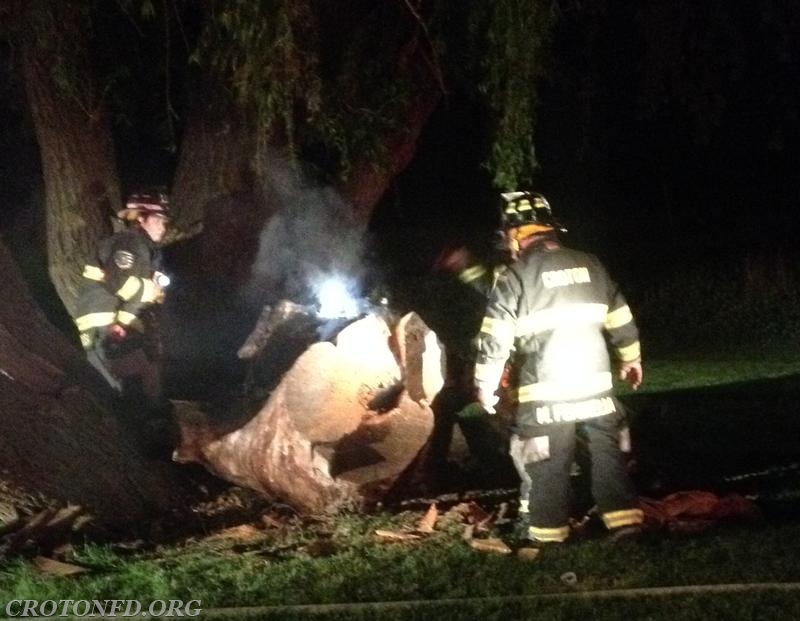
[474,191,644,543]
[74,191,170,407]
[425,241,512,488]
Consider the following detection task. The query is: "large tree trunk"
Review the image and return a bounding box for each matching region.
[339,80,441,227]
[0,241,192,529]
[173,308,517,512]
[173,312,451,512]
[170,84,275,290]
[17,0,121,318]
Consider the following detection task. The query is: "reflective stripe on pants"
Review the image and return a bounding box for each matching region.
[522,412,638,535]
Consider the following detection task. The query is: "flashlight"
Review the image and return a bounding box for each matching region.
[154,271,171,288]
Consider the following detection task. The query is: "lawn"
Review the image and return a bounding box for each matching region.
[3,351,800,620]
[3,509,800,619]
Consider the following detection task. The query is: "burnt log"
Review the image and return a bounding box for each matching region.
[174,311,455,512]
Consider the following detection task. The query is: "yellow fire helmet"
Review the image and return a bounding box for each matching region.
[499,191,566,234]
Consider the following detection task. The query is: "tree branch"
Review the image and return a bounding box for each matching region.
[400,0,447,96]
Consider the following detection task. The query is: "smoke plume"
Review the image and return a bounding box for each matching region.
[247,156,367,307]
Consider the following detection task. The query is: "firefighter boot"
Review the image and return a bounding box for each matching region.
[499,510,531,544]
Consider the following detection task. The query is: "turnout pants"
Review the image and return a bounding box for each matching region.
[511,413,642,542]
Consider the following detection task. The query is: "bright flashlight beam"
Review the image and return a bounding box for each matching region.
[316,277,360,319]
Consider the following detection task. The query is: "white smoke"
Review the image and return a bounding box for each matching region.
[248,155,367,307]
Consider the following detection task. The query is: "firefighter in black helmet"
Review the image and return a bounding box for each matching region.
[474,191,644,543]
[424,235,516,490]
[74,191,170,405]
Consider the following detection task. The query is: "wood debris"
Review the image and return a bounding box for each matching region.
[1,505,89,556]
[0,502,20,535]
[261,514,286,530]
[374,501,515,551]
[469,537,511,555]
[462,524,475,541]
[374,529,422,542]
[516,547,540,562]
[449,501,492,526]
[416,503,438,534]
[207,524,264,543]
[31,556,90,577]
[495,502,509,524]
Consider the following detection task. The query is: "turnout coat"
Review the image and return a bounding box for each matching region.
[474,237,641,437]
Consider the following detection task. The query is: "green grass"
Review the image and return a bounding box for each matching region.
[4,352,800,619]
[3,374,800,621]
[3,514,800,618]
[617,353,800,396]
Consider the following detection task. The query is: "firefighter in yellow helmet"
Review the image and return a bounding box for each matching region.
[474,191,644,543]
[74,191,170,404]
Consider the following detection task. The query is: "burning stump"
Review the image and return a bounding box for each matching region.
[174,310,446,513]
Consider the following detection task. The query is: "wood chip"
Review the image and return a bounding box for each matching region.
[517,547,540,562]
[462,524,475,541]
[462,502,492,525]
[209,524,264,542]
[72,515,93,531]
[52,543,75,561]
[374,529,421,542]
[31,556,89,577]
[261,514,285,529]
[0,503,20,535]
[416,504,438,534]
[469,537,512,555]
[495,502,509,523]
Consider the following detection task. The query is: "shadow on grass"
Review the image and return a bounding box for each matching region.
[622,373,800,516]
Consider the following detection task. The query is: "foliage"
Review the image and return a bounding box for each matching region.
[471,0,555,190]
[193,1,419,179]
[187,0,554,187]
[7,0,557,188]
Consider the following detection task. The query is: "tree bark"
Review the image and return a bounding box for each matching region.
[339,87,441,226]
[173,312,447,512]
[169,71,278,290]
[17,0,121,318]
